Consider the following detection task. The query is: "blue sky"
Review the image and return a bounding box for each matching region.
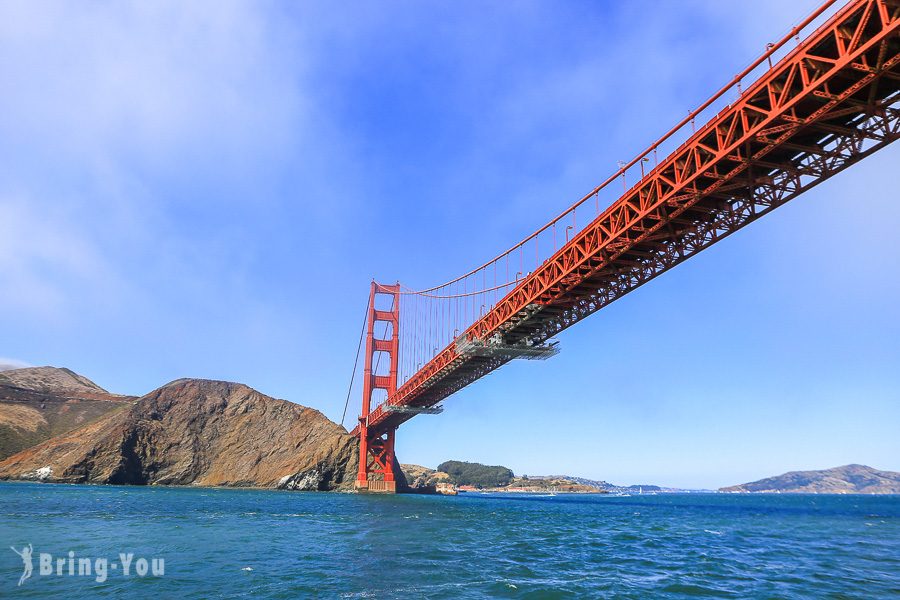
[1,1,897,489]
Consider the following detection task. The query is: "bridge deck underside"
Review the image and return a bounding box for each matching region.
[358,0,900,438]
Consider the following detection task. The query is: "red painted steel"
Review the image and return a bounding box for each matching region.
[354,0,900,448]
[355,282,399,492]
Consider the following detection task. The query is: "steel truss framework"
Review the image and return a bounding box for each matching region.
[356,0,900,440]
[355,282,400,492]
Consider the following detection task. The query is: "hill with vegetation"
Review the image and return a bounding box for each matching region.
[437,460,514,488]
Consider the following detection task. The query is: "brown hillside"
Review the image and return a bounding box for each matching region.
[0,378,358,490]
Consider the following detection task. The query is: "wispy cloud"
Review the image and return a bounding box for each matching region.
[0,1,326,324]
[0,357,31,372]
[0,2,304,178]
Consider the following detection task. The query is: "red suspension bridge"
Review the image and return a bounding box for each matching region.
[349,0,900,492]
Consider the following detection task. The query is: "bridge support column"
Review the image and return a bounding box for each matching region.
[355,281,400,494]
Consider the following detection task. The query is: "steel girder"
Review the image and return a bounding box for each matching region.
[361,0,900,437]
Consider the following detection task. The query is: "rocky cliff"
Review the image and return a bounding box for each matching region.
[0,378,358,490]
[401,463,451,490]
[0,366,134,459]
[721,464,900,494]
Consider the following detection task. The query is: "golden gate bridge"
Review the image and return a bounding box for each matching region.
[347,0,900,492]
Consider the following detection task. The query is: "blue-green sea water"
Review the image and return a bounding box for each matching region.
[0,482,898,598]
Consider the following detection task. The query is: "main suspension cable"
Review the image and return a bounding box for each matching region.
[394,0,841,298]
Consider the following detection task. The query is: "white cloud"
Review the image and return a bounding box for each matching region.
[0,1,329,324]
[0,196,122,320]
[0,357,31,371]
[0,1,306,184]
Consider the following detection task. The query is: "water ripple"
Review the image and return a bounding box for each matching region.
[1,483,898,598]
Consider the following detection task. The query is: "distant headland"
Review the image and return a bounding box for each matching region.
[720,464,900,494]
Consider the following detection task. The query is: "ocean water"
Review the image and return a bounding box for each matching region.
[0,483,898,598]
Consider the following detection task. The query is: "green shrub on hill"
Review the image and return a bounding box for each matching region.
[437,460,514,488]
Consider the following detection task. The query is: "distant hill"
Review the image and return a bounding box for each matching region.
[402,465,614,493]
[535,475,614,489]
[0,366,134,459]
[400,464,695,494]
[437,460,514,488]
[721,464,900,494]
[0,366,113,395]
[619,484,663,493]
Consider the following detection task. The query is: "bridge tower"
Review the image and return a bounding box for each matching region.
[355,281,400,493]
